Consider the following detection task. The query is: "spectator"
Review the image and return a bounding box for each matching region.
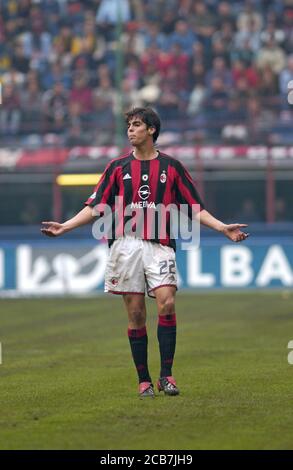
[204,77,229,118]
[258,65,279,100]
[93,75,115,113]
[71,18,99,57]
[42,81,68,132]
[234,76,252,106]
[260,20,285,47]
[21,79,43,133]
[234,17,261,53]
[279,54,293,95]
[140,43,162,81]
[189,1,216,44]
[283,6,293,54]
[232,60,260,89]
[157,82,181,120]
[0,32,12,74]
[3,18,19,43]
[21,6,52,71]
[221,95,248,143]
[11,42,30,74]
[124,55,142,90]
[160,10,177,35]
[116,77,142,113]
[187,83,207,116]
[231,37,255,65]
[90,62,112,88]
[237,0,263,32]
[246,96,276,144]
[168,20,196,55]
[213,21,235,52]
[190,41,210,69]
[163,43,189,91]
[69,75,93,115]
[54,24,74,55]
[0,83,21,135]
[216,2,236,29]
[41,61,71,90]
[225,96,247,124]
[210,39,231,65]
[62,2,85,30]
[96,0,131,40]
[206,57,233,89]
[121,22,145,57]
[190,62,206,88]
[17,0,32,34]
[71,39,96,73]
[96,0,131,24]
[65,120,91,146]
[142,22,168,51]
[256,37,286,74]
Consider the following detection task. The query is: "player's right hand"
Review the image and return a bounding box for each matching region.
[40,221,65,237]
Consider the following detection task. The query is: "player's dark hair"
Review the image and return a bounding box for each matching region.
[125,107,161,142]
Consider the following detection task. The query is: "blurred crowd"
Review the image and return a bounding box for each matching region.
[0,0,292,147]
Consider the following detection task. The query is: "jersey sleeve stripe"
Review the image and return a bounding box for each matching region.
[85,162,117,207]
[174,167,205,211]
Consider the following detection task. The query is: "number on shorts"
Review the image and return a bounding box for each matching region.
[169,260,175,274]
[159,260,176,275]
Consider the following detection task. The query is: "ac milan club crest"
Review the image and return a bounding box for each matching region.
[160,171,167,183]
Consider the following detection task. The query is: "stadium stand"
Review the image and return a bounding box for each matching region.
[0,0,292,147]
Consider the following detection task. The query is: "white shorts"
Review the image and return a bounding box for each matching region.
[104,237,177,298]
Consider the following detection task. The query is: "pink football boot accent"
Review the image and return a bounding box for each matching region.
[157,376,179,395]
[139,382,155,398]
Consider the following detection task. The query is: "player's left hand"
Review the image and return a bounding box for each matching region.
[222,224,250,242]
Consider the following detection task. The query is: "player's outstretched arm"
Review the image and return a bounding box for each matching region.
[41,205,94,237]
[195,209,249,243]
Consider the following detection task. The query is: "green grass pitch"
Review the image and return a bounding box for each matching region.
[1,291,293,450]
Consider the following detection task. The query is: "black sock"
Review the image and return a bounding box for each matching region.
[157,314,177,377]
[128,327,152,383]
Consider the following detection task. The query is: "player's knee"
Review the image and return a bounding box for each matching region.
[158,297,175,315]
[128,310,146,328]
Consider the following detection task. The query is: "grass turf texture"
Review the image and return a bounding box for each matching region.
[1,292,293,450]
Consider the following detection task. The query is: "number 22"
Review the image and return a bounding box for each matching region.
[159,260,176,275]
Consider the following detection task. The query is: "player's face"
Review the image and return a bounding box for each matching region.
[127,117,154,146]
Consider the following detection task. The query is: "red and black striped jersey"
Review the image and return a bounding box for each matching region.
[85,151,204,250]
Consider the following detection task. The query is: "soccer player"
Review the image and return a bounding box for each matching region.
[41,107,249,398]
